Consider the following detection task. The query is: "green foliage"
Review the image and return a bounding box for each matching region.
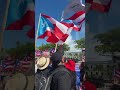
[38,43,70,51]
[74,38,85,49]
[94,27,120,56]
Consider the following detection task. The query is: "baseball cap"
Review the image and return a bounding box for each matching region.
[50,52,64,62]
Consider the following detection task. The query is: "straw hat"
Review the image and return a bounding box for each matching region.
[37,57,50,70]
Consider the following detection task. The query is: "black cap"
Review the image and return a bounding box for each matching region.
[50,52,64,62]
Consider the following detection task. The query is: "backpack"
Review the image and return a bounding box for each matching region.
[35,71,48,90]
[35,67,73,90]
[43,67,72,90]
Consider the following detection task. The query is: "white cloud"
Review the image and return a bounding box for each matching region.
[65,34,80,51]
[65,34,73,45]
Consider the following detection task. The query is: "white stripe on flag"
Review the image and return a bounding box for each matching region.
[73,14,85,23]
[56,23,68,34]
[45,16,69,34]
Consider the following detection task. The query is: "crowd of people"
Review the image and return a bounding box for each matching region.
[35,49,97,90]
[0,48,97,90]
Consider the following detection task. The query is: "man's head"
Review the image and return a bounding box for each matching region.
[50,51,64,68]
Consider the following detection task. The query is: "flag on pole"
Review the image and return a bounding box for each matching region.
[62,0,85,20]
[62,10,85,31]
[37,15,53,39]
[6,0,35,30]
[61,20,82,31]
[66,10,85,24]
[37,12,85,44]
[37,14,74,44]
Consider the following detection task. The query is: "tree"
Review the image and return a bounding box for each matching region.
[94,27,120,62]
[6,42,34,57]
[74,38,85,49]
[38,43,70,51]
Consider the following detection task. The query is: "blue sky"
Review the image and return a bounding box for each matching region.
[1,0,119,49]
[35,0,85,47]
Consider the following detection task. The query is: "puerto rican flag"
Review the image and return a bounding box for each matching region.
[37,11,85,44]
[61,0,85,20]
[63,10,85,31]
[86,0,112,13]
[37,14,74,44]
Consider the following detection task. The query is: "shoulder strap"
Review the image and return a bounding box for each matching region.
[44,67,71,90]
[51,67,71,76]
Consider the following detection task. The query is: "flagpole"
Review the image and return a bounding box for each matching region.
[35,13,41,48]
[0,0,10,53]
[55,44,58,52]
[61,11,64,21]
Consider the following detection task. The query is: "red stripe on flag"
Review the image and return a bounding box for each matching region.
[73,25,82,31]
[67,11,85,20]
[38,31,52,39]
[46,33,59,43]
[61,34,69,42]
[42,14,51,18]
[54,24,65,39]
[79,18,85,24]
[61,22,74,28]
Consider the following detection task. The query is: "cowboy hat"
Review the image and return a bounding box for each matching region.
[37,57,50,70]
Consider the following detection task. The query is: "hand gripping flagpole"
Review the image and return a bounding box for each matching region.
[54,44,57,52]
[35,13,41,48]
[0,0,10,53]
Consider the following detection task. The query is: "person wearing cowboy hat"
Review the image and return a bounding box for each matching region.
[36,56,52,73]
[35,56,52,90]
